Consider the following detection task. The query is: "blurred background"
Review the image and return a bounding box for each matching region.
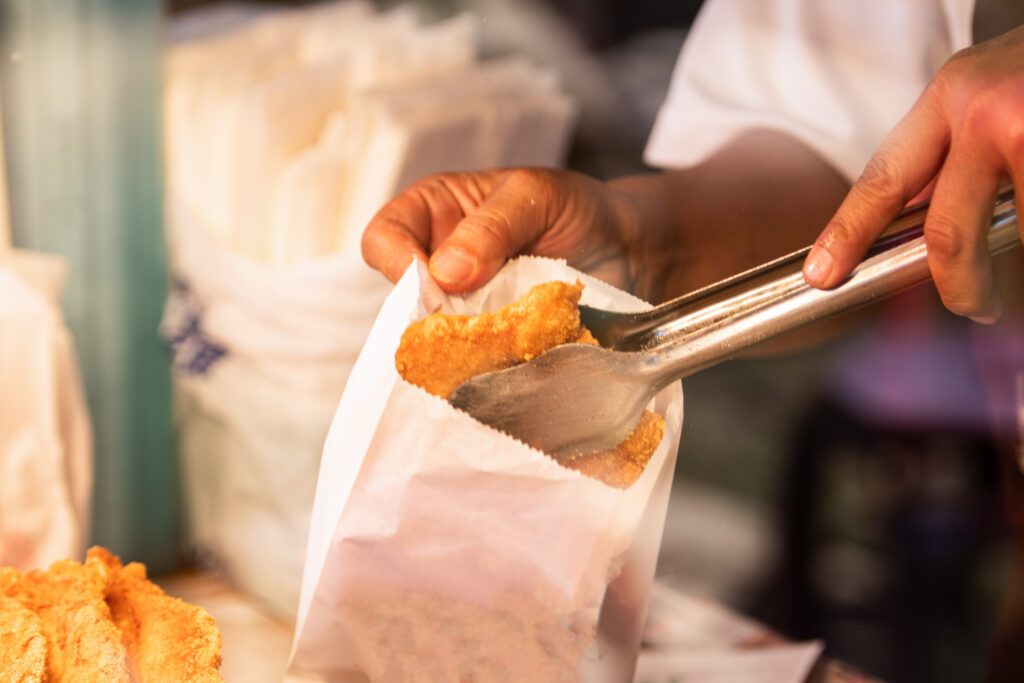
[0,1,1018,682]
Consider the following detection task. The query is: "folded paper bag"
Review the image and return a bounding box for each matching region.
[287,256,684,683]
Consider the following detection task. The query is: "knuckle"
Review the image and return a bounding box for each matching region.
[360,212,394,255]
[508,167,584,227]
[931,56,1008,142]
[925,213,987,318]
[417,172,463,199]
[503,167,557,198]
[934,51,969,87]
[855,154,906,203]
[498,166,562,220]
[923,212,967,264]
[956,90,999,142]
[463,213,514,251]
[931,43,1024,160]
[360,225,400,279]
[932,49,978,102]
[818,214,857,251]
[412,171,452,192]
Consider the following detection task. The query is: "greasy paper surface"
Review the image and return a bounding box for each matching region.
[288,257,684,682]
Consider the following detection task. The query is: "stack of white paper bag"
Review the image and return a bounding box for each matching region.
[161,1,577,619]
[164,1,576,264]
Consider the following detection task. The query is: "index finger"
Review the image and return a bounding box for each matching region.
[361,208,430,284]
[361,172,496,283]
[803,90,950,288]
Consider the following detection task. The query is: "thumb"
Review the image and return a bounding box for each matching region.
[428,170,553,292]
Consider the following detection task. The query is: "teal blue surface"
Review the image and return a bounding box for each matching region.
[0,0,179,572]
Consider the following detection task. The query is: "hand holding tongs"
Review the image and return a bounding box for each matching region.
[449,185,1019,461]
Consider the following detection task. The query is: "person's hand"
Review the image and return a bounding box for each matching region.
[361,167,637,294]
[803,25,1024,323]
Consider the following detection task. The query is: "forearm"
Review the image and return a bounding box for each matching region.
[606,129,849,303]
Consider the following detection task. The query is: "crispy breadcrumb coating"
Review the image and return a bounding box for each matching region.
[0,549,223,683]
[0,597,47,683]
[8,557,131,682]
[89,547,223,683]
[396,280,665,487]
[397,280,594,399]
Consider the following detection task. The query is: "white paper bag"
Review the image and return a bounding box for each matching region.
[288,257,684,682]
[0,250,92,571]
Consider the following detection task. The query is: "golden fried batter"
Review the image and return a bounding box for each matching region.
[0,598,46,683]
[397,280,596,399]
[0,549,223,683]
[396,280,665,488]
[89,548,223,683]
[11,556,131,682]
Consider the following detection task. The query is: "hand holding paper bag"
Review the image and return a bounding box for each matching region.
[288,257,683,682]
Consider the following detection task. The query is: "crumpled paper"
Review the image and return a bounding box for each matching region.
[287,257,684,682]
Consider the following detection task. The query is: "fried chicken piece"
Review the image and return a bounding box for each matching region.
[396,280,665,488]
[0,598,47,683]
[396,280,595,399]
[87,547,223,683]
[10,557,131,682]
[0,549,223,683]
[561,411,665,488]
[0,567,21,597]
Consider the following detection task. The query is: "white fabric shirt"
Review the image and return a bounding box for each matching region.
[644,0,977,181]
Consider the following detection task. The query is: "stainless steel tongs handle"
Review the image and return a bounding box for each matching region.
[607,184,1018,388]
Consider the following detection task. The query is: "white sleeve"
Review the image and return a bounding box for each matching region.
[644,0,972,182]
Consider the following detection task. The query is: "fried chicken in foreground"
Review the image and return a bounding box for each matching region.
[89,547,223,683]
[7,556,131,682]
[0,548,223,683]
[0,597,47,683]
[396,280,665,488]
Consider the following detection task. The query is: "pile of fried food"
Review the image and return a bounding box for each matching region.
[0,546,222,682]
[396,280,665,488]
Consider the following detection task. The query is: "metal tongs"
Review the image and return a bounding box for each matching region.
[449,186,1019,461]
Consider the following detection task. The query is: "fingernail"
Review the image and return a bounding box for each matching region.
[803,248,834,286]
[430,246,476,285]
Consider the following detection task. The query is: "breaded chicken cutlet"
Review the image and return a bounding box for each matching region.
[90,547,223,683]
[0,596,47,683]
[396,280,665,488]
[396,280,598,399]
[0,548,223,683]
[2,555,132,681]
